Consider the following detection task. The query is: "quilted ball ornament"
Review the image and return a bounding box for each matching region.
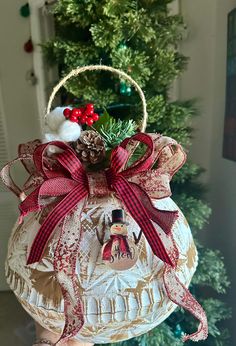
[1,133,208,345]
[0,65,208,346]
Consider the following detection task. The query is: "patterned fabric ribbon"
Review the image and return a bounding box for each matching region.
[102,234,131,260]
[0,132,208,344]
[18,133,180,267]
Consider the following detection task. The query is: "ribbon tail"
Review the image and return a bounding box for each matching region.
[53,200,86,345]
[27,185,88,264]
[130,183,178,235]
[114,177,174,267]
[163,265,208,342]
[19,186,42,220]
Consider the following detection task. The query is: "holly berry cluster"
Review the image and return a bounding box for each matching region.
[63,104,99,127]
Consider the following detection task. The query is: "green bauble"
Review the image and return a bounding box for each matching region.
[119,81,132,96]
[119,81,127,95]
[117,42,128,50]
[174,324,185,338]
[20,3,30,18]
[125,85,132,96]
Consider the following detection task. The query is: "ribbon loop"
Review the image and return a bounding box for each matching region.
[119,132,155,176]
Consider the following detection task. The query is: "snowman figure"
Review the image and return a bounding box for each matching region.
[101,209,139,271]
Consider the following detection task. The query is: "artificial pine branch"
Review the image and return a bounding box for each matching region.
[99,117,136,149]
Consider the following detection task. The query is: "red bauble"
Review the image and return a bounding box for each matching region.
[69,115,79,122]
[71,108,82,118]
[92,113,99,122]
[24,38,33,53]
[63,108,71,118]
[86,118,94,126]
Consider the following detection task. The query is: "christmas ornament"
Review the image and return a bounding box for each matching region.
[100,209,139,270]
[117,42,128,50]
[120,80,132,96]
[74,130,105,164]
[25,69,37,86]
[1,65,208,346]
[24,38,33,53]
[20,3,30,18]
[174,324,185,338]
[125,85,132,96]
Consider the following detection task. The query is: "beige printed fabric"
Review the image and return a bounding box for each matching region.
[5,196,197,344]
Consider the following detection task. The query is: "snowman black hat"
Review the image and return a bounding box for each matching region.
[110,209,129,225]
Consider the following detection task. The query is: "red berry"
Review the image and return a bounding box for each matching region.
[86,103,94,113]
[69,115,78,122]
[71,108,82,118]
[86,118,94,126]
[85,109,94,116]
[80,115,88,124]
[92,113,99,122]
[63,108,71,118]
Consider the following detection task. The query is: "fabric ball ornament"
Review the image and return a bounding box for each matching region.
[1,133,208,346]
[1,65,208,346]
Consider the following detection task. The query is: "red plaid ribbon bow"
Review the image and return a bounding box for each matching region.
[14,133,182,266]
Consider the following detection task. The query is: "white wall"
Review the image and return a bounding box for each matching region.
[0,0,41,290]
[0,1,41,154]
[179,0,236,343]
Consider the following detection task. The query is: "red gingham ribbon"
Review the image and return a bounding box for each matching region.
[21,134,178,266]
[22,141,89,264]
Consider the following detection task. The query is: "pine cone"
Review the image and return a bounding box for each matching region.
[74,130,105,164]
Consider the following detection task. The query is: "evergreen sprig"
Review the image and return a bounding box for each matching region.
[99,117,136,149]
[192,248,230,294]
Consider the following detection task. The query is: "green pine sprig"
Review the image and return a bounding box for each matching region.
[94,110,137,149]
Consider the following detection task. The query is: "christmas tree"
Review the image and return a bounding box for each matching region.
[43,0,231,344]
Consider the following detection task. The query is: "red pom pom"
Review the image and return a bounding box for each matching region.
[69,115,79,122]
[63,108,71,118]
[86,118,94,126]
[80,115,88,124]
[71,108,82,118]
[92,113,99,122]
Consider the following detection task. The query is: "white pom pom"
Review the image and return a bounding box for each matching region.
[58,120,82,142]
[43,132,60,142]
[46,107,70,131]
